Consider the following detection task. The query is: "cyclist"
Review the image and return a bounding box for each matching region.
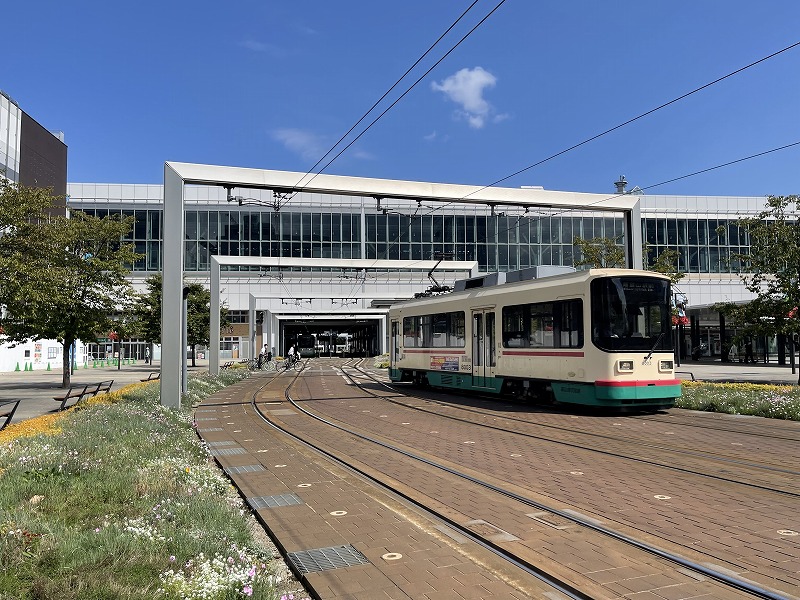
[287,344,296,365]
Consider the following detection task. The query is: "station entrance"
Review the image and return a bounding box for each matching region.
[281,318,381,358]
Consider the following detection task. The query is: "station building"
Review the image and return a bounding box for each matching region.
[0,90,69,372]
[0,90,780,373]
[65,169,769,367]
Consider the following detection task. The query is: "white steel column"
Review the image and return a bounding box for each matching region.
[160,165,185,409]
[249,294,256,359]
[210,256,221,376]
[379,315,387,354]
[626,199,644,270]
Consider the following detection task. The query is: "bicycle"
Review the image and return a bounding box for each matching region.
[262,359,277,372]
[283,355,302,371]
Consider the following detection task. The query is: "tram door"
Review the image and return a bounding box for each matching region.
[472,309,496,388]
[390,320,399,371]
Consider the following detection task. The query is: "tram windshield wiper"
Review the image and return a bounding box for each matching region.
[644,332,665,363]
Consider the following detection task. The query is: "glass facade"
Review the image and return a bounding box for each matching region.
[75,204,754,276]
[642,217,749,274]
[365,212,625,272]
[0,92,22,182]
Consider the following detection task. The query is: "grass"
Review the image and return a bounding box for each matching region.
[676,381,800,420]
[0,372,309,600]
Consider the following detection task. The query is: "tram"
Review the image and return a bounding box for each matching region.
[296,334,318,358]
[388,268,680,409]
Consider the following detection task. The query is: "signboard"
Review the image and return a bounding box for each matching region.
[430,355,460,371]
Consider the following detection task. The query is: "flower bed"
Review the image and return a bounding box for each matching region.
[0,371,310,600]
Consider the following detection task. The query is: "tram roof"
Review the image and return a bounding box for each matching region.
[167,162,638,212]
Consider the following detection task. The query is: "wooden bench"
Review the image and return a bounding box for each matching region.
[87,380,114,396]
[0,400,20,431]
[53,385,90,411]
[140,372,160,382]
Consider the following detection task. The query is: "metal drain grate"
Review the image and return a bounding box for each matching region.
[207,440,236,447]
[287,545,370,574]
[224,464,266,475]
[210,447,246,456]
[248,493,303,509]
[197,427,223,432]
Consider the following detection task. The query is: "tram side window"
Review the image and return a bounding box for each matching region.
[559,300,583,348]
[432,313,448,347]
[449,311,466,347]
[403,317,418,348]
[402,312,466,348]
[529,304,554,348]
[421,315,432,347]
[502,305,527,347]
[501,299,583,349]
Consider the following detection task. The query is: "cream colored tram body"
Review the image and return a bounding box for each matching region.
[388,268,680,409]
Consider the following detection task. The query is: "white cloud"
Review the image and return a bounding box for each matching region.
[238,39,288,58]
[272,129,374,162]
[352,150,376,160]
[240,39,269,52]
[424,130,438,141]
[431,67,499,129]
[272,129,326,161]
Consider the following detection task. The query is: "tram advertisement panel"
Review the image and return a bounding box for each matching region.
[430,355,460,371]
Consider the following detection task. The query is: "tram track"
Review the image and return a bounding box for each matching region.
[339,363,800,497]
[250,358,795,599]
[245,360,597,599]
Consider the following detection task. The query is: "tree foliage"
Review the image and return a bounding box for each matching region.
[131,274,230,367]
[572,235,685,285]
[643,244,685,284]
[0,181,140,386]
[572,235,625,268]
[714,195,800,343]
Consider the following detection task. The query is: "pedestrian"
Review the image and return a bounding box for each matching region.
[745,338,754,363]
[728,342,738,362]
[288,344,296,364]
[144,346,150,364]
[257,344,266,369]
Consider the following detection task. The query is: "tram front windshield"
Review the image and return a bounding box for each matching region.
[591,277,672,352]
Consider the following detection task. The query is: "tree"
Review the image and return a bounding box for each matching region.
[0,182,140,387]
[131,274,230,367]
[185,282,230,367]
[572,235,625,268]
[0,180,53,301]
[643,244,685,285]
[714,195,800,378]
[572,235,686,286]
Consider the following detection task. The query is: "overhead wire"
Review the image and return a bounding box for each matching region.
[289,0,484,192]
[362,38,800,264]
[278,0,509,210]
[257,29,800,304]
[418,38,800,217]
[361,137,800,285]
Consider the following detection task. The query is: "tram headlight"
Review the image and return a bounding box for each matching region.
[659,360,674,371]
[618,359,634,372]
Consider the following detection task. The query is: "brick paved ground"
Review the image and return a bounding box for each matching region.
[195,359,797,599]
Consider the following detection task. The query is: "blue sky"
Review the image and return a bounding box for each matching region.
[5,1,800,196]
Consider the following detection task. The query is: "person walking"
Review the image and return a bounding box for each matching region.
[745,338,754,363]
[257,344,267,369]
[144,346,150,365]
